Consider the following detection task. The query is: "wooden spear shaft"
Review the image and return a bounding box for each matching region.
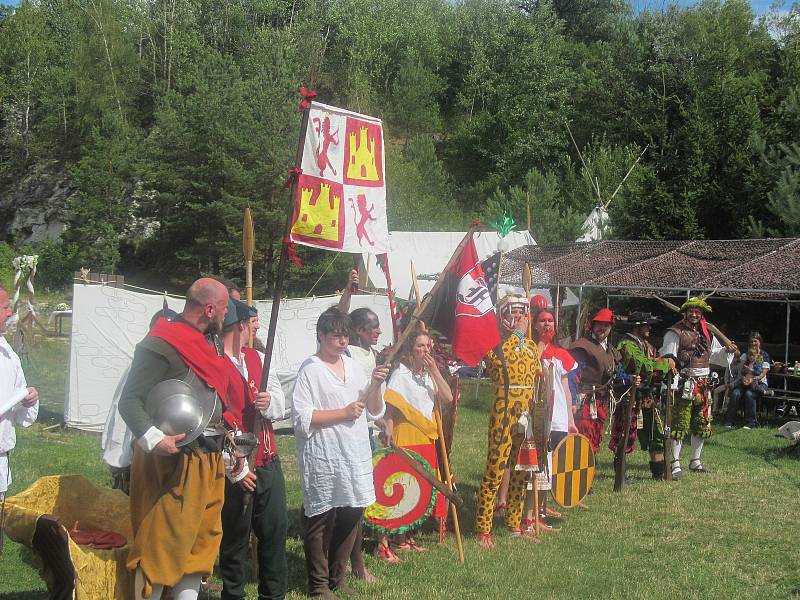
[259,108,311,392]
[664,372,674,482]
[613,384,637,492]
[243,207,255,346]
[434,408,464,563]
[360,226,479,399]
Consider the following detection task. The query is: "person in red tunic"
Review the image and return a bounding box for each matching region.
[219,298,288,600]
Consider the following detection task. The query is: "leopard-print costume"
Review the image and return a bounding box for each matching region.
[475,333,541,535]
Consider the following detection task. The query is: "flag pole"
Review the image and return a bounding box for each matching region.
[363,225,479,396]
[259,105,311,392]
[410,260,422,314]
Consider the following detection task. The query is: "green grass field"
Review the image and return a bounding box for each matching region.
[2,338,799,599]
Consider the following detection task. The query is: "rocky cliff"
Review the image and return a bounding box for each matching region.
[0,160,75,245]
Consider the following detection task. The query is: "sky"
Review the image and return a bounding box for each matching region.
[631,0,787,13]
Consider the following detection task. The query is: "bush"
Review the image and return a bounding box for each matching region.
[19,240,81,292]
[0,242,16,290]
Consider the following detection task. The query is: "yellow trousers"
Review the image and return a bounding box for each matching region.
[127,446,225,596]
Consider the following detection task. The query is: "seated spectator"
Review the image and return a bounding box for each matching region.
[724,332,770,429]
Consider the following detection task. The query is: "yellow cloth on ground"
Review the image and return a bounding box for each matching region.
[4,474,133,600]
[127,446,224,595]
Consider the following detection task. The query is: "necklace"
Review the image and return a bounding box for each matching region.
[411,368,427,387]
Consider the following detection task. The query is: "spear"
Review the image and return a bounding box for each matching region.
[521,262,539,537]
[613,384,637,492]
[243,207,255,311]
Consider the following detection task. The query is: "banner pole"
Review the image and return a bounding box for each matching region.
[259,106,311,392]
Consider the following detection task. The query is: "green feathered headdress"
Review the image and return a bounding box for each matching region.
[680,297,712,313]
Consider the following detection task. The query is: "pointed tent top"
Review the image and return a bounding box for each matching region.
[576,206,610,242]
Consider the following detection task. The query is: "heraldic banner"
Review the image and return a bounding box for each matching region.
[289,101,390,254]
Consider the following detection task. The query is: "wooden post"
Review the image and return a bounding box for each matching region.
[351,254,360,293]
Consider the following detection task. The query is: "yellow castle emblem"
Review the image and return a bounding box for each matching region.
[293,182,341,242]
[347,126,379,182]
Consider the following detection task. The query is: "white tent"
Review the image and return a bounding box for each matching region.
[362,230,535,299]
[65,283,393,432]
[576,205,610,242]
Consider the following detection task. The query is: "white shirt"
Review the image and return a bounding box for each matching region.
[292,354,385,517]
[542,349,577,433]
[347,345,376,378]
[228,349,286,421]
[659,330,733,378]
[385,364,436,420]
[101,366,134,468]
[1,336,38,493]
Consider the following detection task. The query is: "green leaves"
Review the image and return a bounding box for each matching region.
[0,0,798,294]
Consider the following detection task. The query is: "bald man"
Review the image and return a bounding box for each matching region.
[119,278,233,600]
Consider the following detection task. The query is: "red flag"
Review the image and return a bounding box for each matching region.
[419,237,500,366]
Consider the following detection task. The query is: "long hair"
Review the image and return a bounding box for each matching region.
[398,322,430,369]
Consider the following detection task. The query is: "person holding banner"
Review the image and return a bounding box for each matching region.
[0,285,39,501]
[219,299,288,600]
[292,308,389,599]
[379,324,452,558]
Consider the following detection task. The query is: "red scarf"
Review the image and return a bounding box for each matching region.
[242,348,278,466]
[148,317,230,406]
[542,343,577,372]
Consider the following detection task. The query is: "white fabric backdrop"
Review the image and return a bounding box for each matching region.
[66,284,393,432]
[362,230,535,298]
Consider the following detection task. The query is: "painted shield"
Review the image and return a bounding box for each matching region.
[550,433,596,508]
[363,447,438,535]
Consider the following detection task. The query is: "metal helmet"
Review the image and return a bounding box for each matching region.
[498,294,528,330]
[145,370,221,447]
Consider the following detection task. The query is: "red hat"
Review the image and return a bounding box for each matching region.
[530,295,548,310]
[591,308,614,324]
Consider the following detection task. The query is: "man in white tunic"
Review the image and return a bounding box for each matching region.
[0,285,39,499]
[293,308,388,600]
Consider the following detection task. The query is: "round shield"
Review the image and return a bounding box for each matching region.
[145,371,219,447]
[550,433,596,508]
[363,447,438,535]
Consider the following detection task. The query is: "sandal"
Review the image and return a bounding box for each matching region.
[545,507,562,519]
[376,540,401,563]
[476,532,495,549]
[395,536,427,553]
[536,517,560,533]
[493,502,506,517]
[511,522,542,543]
